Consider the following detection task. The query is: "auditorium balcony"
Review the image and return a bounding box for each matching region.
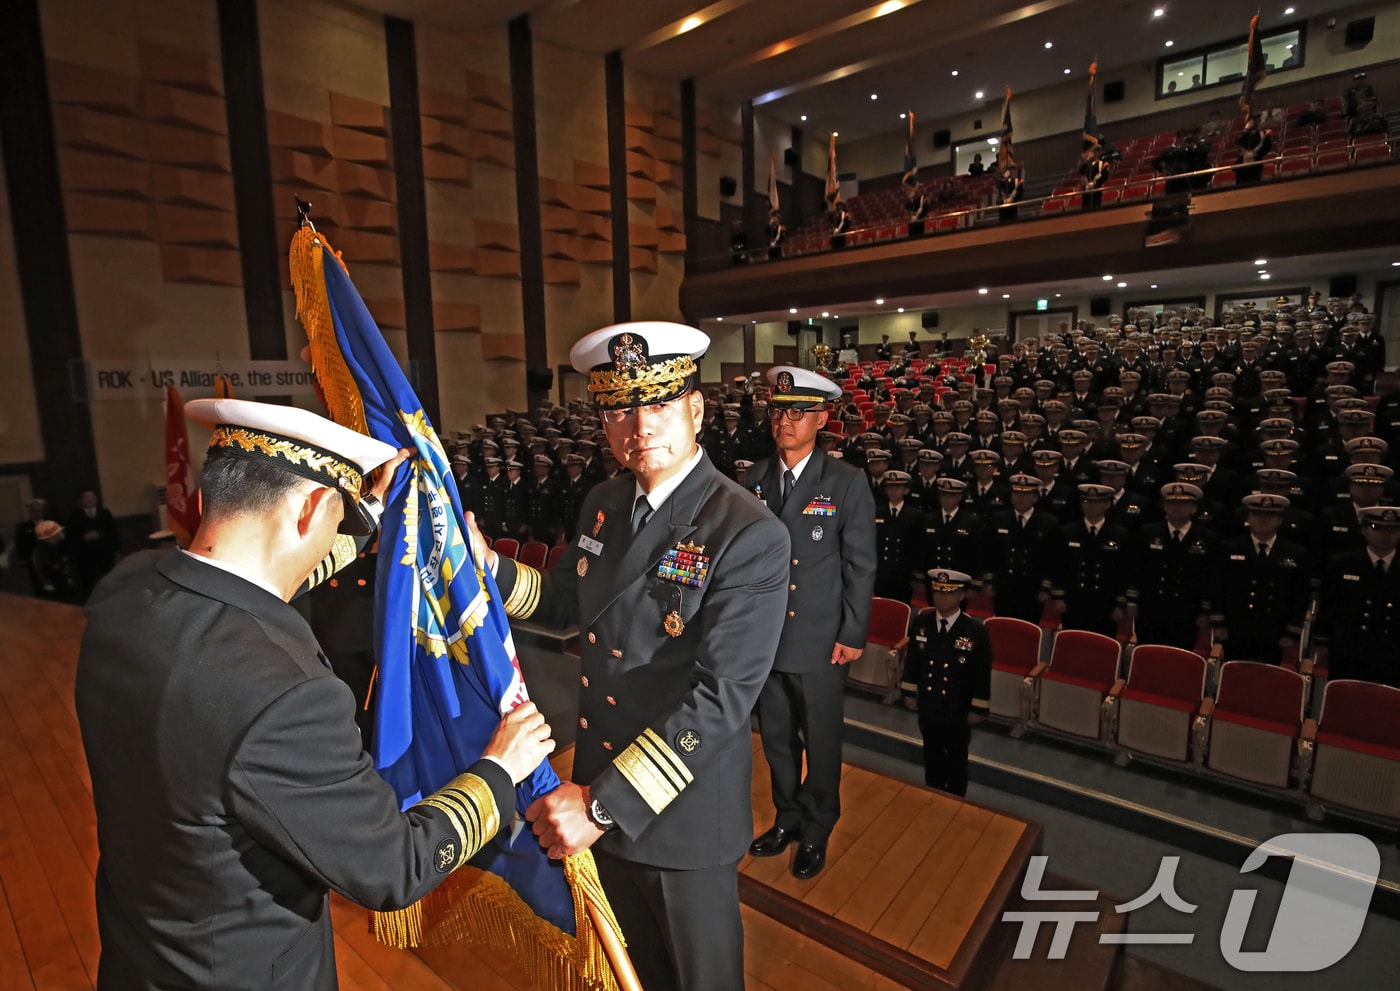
[680,114,1400,321]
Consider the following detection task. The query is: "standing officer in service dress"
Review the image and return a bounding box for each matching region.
[76,398,553,991]
[1315,505,1400,686]
[474,322,791,991]
[904,570,991,795]
[1127,482,1219,650]
[1052,484,1129,637]
[983,475,1062,622]
[1211,494,1309,663]
[873,470,923,602]
[745,366,876,881]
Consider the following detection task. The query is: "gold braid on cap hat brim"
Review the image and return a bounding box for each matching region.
[588,355,697,409]
[208,426,364,501]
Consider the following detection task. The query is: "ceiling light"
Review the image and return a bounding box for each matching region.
[715,316,723,321]
[876,0,905,15]
[900,112,906,119]
[1260,273,1271,280]
[897,307,905,313]
[800,114,808,121]
[975,90,985,99]
[951,70,959,77]
[978,288,989,295]
[1064,68,1072,74]
[789,307,797,314]
[875,298,884,305]
[987,137,999,145]
[1117,282,1127,288]
[1044,41,1054,49]
[1002,293,1011,299]
[1151,284,1159,289]
[832,131,839,137]
[821,311,830,317]
[1284,6,1295,14]
[1102,275,1114,281]
[1153,7,1165,17]
[1164,40,1174,47]
[832,314,838,318]
[1254,258,1268,266]
[1392,262,1400,267]
[1055,293,1062,297]
[680,16,702,32]
[870,93,879,100]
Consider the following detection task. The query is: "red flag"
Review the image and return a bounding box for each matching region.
[163,385,199,546]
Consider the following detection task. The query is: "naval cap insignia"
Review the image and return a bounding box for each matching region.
[776,371,794,393]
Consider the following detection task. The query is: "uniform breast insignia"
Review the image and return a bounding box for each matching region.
[592,510,605,537]
[811,525,824,541]
[658,541,709,587]
[753,484,763,499]
[434,838,456,874]
[577,557,589,577]
[664,610,685,637]
[676,728,701,753]
[802,497,837,516]
[954,636,974,652]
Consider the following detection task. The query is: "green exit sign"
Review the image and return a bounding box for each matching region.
[1036,298,1049,311]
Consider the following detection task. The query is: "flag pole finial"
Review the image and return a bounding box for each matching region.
[295,196,317,233]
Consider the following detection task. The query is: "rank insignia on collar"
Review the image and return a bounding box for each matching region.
[664,610,685,637]
[593,510,605,537]
[577,557,588,577]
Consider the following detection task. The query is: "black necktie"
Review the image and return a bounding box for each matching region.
[939,619,949,636]
[631,494,653,535]
[1088,525,1097,538]
[1173,530,1183,543]
[944,513,953,525]
[1376,558,1387,577]
[778,469,795,512]
[1258,542,1268,559]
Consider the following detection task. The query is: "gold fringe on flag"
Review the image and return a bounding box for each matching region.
[288,226,370,440]
[369,852,624,991]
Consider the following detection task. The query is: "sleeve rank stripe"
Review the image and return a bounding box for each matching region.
[414,773,500,869]
[632,732,688,795]
[434,792,486,857]
[615,744,680,815]
[640,727,694,785]
[502,563,542,619]
[415,797,471,869]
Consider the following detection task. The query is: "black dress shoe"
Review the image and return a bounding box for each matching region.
[749,826,796,857]
[792,843,826,880]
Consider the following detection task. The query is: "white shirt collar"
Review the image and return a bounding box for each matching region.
[782,449,815,482]
[1170,521,1192,538]
[635,446,705,514]
[936,609,962,628]
[182,549,283,600]
[1254,534,1277,551]
[1368,548,1396,568]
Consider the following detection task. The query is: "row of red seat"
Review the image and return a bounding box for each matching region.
[482,536,567,572]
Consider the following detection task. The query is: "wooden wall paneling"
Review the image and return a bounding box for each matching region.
[508,13,548,409]
[681,78,698,270]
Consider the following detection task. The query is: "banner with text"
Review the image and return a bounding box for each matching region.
[73,359,324,402]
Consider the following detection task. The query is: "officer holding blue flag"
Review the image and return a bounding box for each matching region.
[75,398,555,991]
[473,322,792,991]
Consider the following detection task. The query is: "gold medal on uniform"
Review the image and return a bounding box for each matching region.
[664,610,684,637]
[577,557,588,577]
[592,510,605,537]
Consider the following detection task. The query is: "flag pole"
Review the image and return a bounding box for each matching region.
[586,899,643,991]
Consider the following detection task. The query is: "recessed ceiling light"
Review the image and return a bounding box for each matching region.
[975,90,985,99]
[1151,284,1159,289]
[897,307,905,313]
[978,288,989,295]
[876,0,904,14]
[789,307,797,314]
[875,298,884,305]
[900,112,906,119]
[1117,282,1127,288]
[951,70,959,77]
[1392,262,1400,267]
[1044,41,1054,49]
[870,93,879,100]
[1102,275,1114,281]
[1165,40,1174,47]
[751,319,757,323]
[800,115,807,121]
[715,316,723,321]
[821,311,830,317]
[1002,293,1011,299]
[680,16,702,32]
[1284,6,1295,14]
[832,131,839,137]
[832,314,838,318]
[1254,258,1268,266]
[1064,68,1072,74]
[1055,293,1062,297]
[1153,7,1165,17]
[1260,273,1271,280]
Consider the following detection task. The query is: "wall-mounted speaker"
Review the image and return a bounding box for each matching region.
[972,118,983,131]
[1104,80,1125,104]
[1089,297,1112,317]
[718,175,738,197]
[1345,17,1374,47]
[787,320,802,336]
[932,128,951,149]
[921,311,940,329]
[526,368,554,391]
[1330,274,1359,298]
[783,148,799,167]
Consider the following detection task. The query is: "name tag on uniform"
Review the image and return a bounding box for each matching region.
[1230,554,1246,561]
[1343,574,1361,581]
[916,635,928,643]
[1333,526,1350,533]
[997,528,1010,534]
[803,498,837,516]
[1067,541,1081,548]
[579,535,604,555]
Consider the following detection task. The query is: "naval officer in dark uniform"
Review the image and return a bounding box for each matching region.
[1315,505,1400,686]
[475,322,791,991]
[75,398,553,991]
[904,570,991,795]
[745,365,877,881]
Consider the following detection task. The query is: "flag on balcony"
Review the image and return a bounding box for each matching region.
[903,111,917,178]
[163,386,199,546]
[825,131,841,211]
[1240,14,1267,115]
[768,152,780,214]
[288,225,626,991]
[1081,60,1101,163]
[997,87,1015,172]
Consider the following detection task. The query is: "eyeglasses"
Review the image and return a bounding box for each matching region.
[599,394,689,425]
[768,406,821,421]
